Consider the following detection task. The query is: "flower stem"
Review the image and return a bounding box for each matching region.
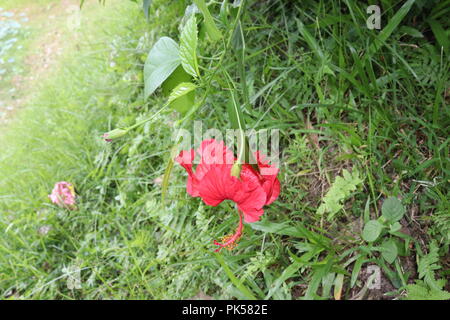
[127,102,170,131]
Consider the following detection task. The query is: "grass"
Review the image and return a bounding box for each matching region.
[0,0,449,299]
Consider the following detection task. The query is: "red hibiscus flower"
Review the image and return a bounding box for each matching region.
[175,139,280,251]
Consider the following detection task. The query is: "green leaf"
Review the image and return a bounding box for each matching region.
[250,220,332,251]
[417,241,445,290]
[368,0,416,56]
[362,220,383,242]
[350,255,365,288]
[170,93,195,115]
[399,26,424,38]
[404,242,450,300]
[162,143,184,203]
[317,169,363,220]
[161,158,174,203]
[389,221,402,233]
[193,0,222,41]
[166,82,196,114]
[214,253,257,300]
[179,15,199,77]
[404,281,450,300]
[249,221,303,238]
[265,261,302,299]
[363,197,371,223]
[380,239,398,264]
[333,273,345,300]
[226,93,246,163]
[226,93,246,132]
[382,197,405,222]
[232,20,244,51]
[168,82,197,104]
[162,66,192,94]
[321,272,336,299]
[296,18,324,61]
[428,18,449,54]
[144,37,180,98]
[225,90,258,168]
[304,258,334,300]
[162,66,194,114]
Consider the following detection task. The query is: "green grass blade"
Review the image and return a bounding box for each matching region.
[368,0,416,56]
[214,253,257,300]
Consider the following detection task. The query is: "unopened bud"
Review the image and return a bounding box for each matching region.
[102,128,128,142]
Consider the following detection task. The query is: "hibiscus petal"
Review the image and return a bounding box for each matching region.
[175,149,200,197]
[196,165,237,207]
[253,151,280,205]
[175,141,281,228]
[238,205,264,223]
[197,139,234,166]
[234,167,267,222]
[265,178,280,205]
[175,149,195,171]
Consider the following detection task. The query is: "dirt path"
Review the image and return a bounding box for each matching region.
[0,0,82,124]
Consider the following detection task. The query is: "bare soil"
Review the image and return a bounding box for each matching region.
[0,0,80,124]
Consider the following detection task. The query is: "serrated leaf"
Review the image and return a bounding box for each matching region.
[170,92,195,115]
[404,281,450,300]
[162,66,192,94]
[417,241,444,290]
[168,82,197,103]
[404,242,450,300]
[362,220,383,242]
[193,0,222,41]
[380,239,398,264]
[382,197,405,222]
[144,37,180,98]
[317,169,363,220]
[179,15,199,77]
[161,66,194,114]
